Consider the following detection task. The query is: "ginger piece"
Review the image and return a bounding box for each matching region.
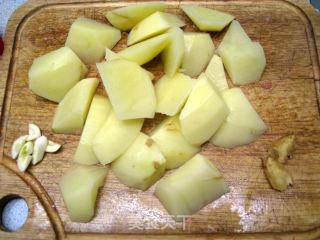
[269,134,295,163]
[264,157,292,191]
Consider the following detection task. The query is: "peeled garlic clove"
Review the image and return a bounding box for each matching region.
[32,136,48,165]
[17,141,34,172]
[26,123,41,141]
[45,140,61,153]
[17,155,33,172]
[11,135,28,159]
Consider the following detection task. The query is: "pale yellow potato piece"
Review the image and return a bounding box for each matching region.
[65,17,121,64]
[74,95,112,165]
[28,47,88,103]
[181,5,234,31]
[220,20,251,44]
[179,73,229,146]
[155,73,195,116]
[92,111,143,165]
[52,78,98,134]
[161,27,184,77]
[205,55,228,91]
[155,154,229,216]
[97,59,156,120]
[104,48,154,80]
[218,41,266,85]
[106,3,166,31]
[59,164,107,222]
[211,88,267,148]
[151,116,200,169]
[127,12,185,46]
[112,133,166,191]
[118,33,170,65]
[182,32,215,77]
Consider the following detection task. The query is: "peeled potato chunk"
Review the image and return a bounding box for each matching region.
[112,133,166,191]
[104,48,154,80]
[59,164,107,222]
[106,3,166,31]
[127,12,185,46]
[151,116,200,169]
[180,73,229,146]
[211,88,267,148]
[182,32,215,77]
[155,154,229,216]
[155,73,195,116]
[28,47,88,103]
[97,59,156,120]
[218,41,266,85]
[220,20,251,44]
[181,5,234,31]
[92,111,143,165]
[52,78,98,134]
[205,55,228,92]
[118,33,170,65]
[74,95,112,165]
[161,27,185,77]
[65,17,121,64]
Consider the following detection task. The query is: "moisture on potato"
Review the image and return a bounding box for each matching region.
[112,133,166,191]
[211,88,267,148]
[106,3,166,31]
[181,5,234,31]
[180,73,229,146]
[52,78,98,134]
[218,41,266,85]
[92,111,143,165]
[28,46,88,103]
[151,115,200,169]
[118,33,170,65]
[155,73,195,116]
[65,17,121,64]
[182,32,215,77]
[97,59,156,120]
[205,55,229,92]
[155,154,229,216]
[161,27,185,77]
[59,164,108,222]
[127,11,185,45]
[74,95,112,165]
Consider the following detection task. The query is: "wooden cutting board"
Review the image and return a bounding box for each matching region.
[0,0,320,239]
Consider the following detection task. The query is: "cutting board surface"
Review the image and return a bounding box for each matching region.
[0,0,320,239]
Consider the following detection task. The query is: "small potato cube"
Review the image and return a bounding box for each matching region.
[59,164,107,222]
[112,133,166,191]
[151,115,200,169]
[66,17,121,64]
[205,55,228,92]
[155,154,229,216]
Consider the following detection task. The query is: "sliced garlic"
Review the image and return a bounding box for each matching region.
[17,141,34,172]
[11,135,28,159]
[32,136,48,165]
[45,140,61,153]
[26,123,41,141]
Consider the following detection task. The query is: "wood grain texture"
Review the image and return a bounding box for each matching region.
[0,0,319,239]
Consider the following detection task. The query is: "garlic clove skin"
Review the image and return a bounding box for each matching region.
[26,123,41,141]
[11,135,28,159]
[32,136,48,165]
[45,140,61,153]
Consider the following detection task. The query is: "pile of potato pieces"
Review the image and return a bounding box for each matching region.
[27,3,269,223]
